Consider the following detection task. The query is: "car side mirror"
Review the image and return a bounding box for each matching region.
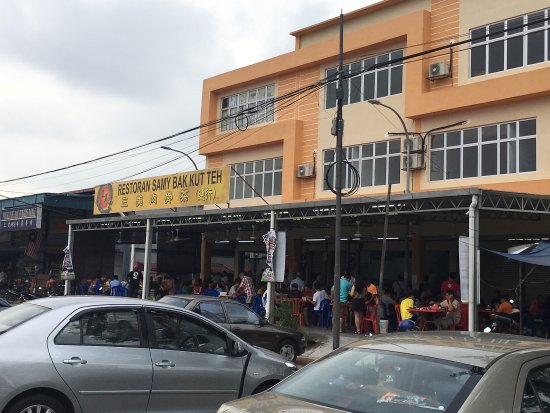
[231,340,248,357]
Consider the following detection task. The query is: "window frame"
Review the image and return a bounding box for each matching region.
[429,119,536,181]
[470,9,550,78]
[220,84,275,132]
[229,157,283,200]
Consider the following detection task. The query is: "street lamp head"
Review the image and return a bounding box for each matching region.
[160,146,171,151]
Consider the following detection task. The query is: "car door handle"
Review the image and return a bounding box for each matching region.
[63,357,87,365]
[232,327,241,331]
[155,360,175,368]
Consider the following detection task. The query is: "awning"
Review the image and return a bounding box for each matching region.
[486,241,550,267]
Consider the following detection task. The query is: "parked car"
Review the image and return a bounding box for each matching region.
[0,297,10,311]
[159,295,306,361]
[0,296,297,413]
[218,331,550,413]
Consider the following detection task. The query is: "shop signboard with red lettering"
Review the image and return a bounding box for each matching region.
[93,166,229,215]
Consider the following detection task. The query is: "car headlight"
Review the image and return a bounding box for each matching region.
[285,361,297,370]
[217,404,244,413]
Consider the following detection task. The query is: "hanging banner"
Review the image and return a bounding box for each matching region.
[274,230,286,282]
[93,166,230,214]
[60,246,76,281]
[261,230,277,282]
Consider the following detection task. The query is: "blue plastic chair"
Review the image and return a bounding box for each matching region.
[318,299,332,329]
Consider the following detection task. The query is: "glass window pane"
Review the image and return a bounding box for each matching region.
[447,131,461,147]
[528,11,545,29]
[463,146,478,177]
[430,151,444,181]
[528,31,545,64]
[222,97,229,109]
[364,73,375,100]
[500,124,508,140]
[235,178,244,199]
[388,156,400,184]
[254,160,263,173]
[274,157,283,170]
[507,36,524,69]
[350,76,361,104]
[489,41,505,73]
[236,163,244,174]
[519,138,536,172]
[500,142,508,174]
[508,17,524,35]
[375,142,387,156]
[391,49,404,62]
[374,158,387,186]
[225,302,260,325]
[244,162,253,174]
[244,175,253,198]
[266,85,275,97]
[342,76,350,106]
[482,125,498,142]
[522,382,542,413]
[520,119,536,136]
[258,88,266,99]
[389,140,401,153]
[239,93,247,105]
[471,46,486,77]
[364,57,376,71]
[253,174,263,196]
[508,140,517,173]
[446,148,461,179]
[361,159,373,187]
[471,27,487,44]
[463,128,478,144]
[378,54,389,64]
[489,22,505,40]
[482,143,498,176]
[273,171,282,196]
[264,173,273,196]
[229,95,237,107]
[431,134,444,149]
[197,302,226,323]
[229,178,235,199]
[325,68,337,109]
[390,66,403,95]
[324,150,335,163]
[362,144,373,158]
[376,70,389,98]
[324,164,334,190]
[526,365,550,412]
[265,159,274,171]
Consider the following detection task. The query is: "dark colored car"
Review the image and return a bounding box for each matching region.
[159,295,306,361]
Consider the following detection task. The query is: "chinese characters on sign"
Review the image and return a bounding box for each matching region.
[93,167,230,214]
[0,206,42,232]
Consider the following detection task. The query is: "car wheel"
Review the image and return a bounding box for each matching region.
[7,393,67,413]
[252,381,278,394]
[276,339,298,362]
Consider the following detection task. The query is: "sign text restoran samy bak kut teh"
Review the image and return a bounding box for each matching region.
[93,167,229,214]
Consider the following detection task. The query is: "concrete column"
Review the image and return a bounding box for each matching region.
[200,233,210,282]
[142,219,152,300]
[64,224,74,296]
[411,235,425,290]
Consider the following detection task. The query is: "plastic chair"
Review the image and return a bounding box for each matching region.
[362,304,379,335]
[318,299,332,329]
[288,298,304,328]
[394,303,402,324]
[452,303,469,331]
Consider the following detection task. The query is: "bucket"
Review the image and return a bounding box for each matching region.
[379,319,389,334]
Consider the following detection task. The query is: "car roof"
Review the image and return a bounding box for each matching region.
[24,295,175,310]
[349,331,550,368]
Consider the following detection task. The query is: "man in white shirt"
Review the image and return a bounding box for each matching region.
[290,272,305,291]
[312,285,328,311]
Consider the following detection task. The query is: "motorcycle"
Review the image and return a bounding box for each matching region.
[485,310,548,338]
[1,284,38,304]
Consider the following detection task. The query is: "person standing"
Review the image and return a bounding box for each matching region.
[126,264,143,298]
[332,273,352,333]
[350,279,366,334]
[440,272,460,298]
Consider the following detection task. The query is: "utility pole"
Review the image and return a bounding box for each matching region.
[332,11,344,350]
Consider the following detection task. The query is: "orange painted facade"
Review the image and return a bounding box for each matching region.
[200,0,550,205]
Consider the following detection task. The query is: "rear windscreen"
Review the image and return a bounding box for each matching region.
[0,303,48,334]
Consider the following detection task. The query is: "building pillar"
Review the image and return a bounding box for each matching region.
[411,235,425,290]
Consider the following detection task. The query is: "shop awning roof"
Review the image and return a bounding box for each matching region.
[486,241,550,267]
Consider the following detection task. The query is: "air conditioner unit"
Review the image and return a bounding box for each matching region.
[402,135,423,153]
[428,61,450,80]
[402,153,425,170]
[297,163,315,178]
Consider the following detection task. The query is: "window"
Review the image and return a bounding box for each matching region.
[230,157,282,200]
[325,50,404,109]
[195,301,227,323]
[221,85,275,132]
[323,140,401,190]
[521,365,550,413]
[55,309,141,347]
[225,302,261,325]
[430,119,536,181]
[470,9,550,77]
[149,310,228,355]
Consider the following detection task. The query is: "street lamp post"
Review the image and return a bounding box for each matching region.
[160,146,199,171]
[368,99,411,193]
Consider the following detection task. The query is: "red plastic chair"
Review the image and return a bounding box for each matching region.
[394,304,402,324]
[362,304,378,335]
[453,303,469,331]
[288,298,304,328]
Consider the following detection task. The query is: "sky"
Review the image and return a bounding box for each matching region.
[0,0,376,198]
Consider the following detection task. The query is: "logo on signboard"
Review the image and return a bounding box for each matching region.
[96,184,113,213]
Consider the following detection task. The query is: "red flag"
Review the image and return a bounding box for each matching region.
[25,231,43,257]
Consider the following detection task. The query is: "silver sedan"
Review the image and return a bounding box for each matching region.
[0,296,296,413]
[218,331,550,413]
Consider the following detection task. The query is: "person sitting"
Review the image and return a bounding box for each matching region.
[399,290,416,331]
[433,291,461,330]
[201,282,220,297]
[287,283,302,299]
[496,297,513,315]
[233,287,247,304]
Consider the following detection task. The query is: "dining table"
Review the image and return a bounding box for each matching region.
[408,307,447,330]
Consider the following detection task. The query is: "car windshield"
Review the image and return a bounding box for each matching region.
[273,348,480,413]
[0,303,49,334]
[159,296,192,309]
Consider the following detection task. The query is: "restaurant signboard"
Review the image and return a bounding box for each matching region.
[0,205,42,232]
[93,166,230,215]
